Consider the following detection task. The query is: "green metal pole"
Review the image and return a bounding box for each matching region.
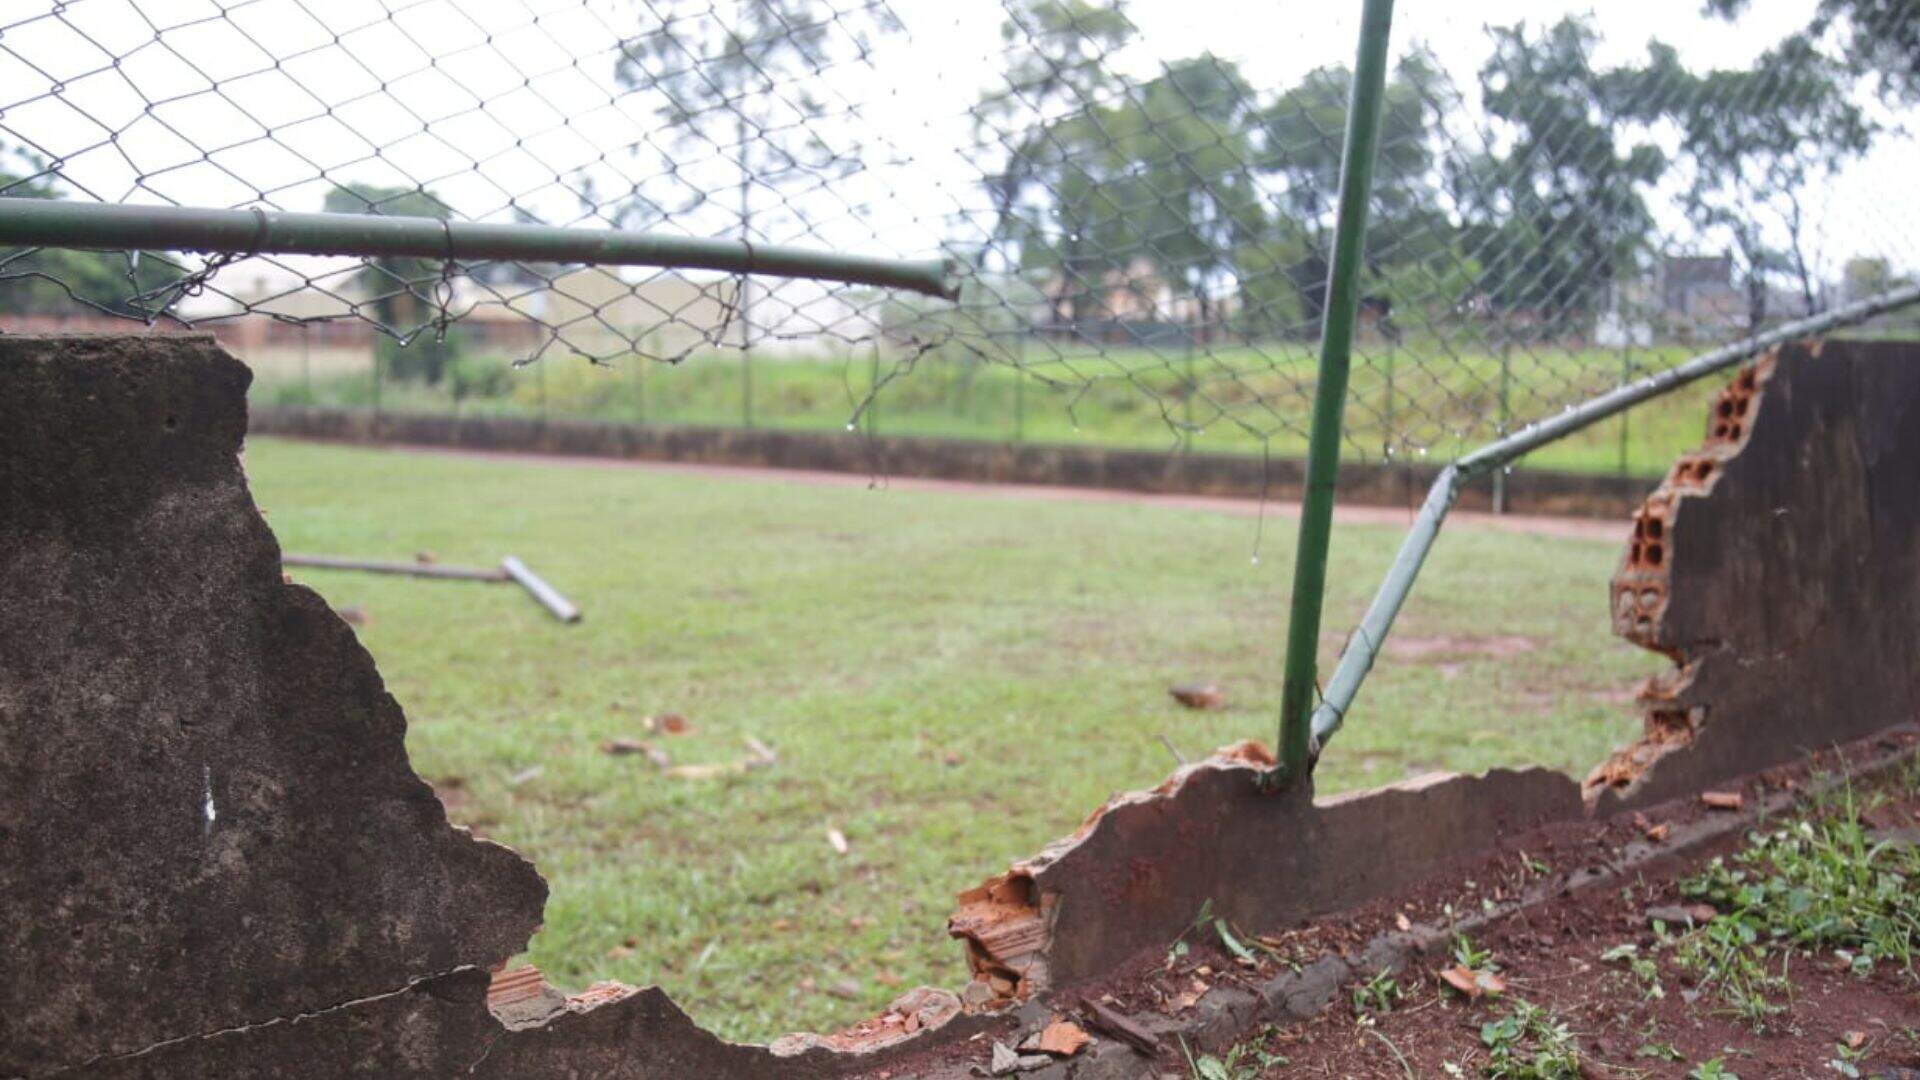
[635,352,648,424]
[371,344,383,434]
[1492,340,1511,513]
[743,354,754,428]
[1382,344,1396,458]
[1617,349,1632,478]
[0,197,957,298]
[1272,0,1397,789]
[1013,333,1027,443]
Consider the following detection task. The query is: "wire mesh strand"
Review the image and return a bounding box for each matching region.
[0,0,1916,460]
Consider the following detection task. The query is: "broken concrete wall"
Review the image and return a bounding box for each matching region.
[4,333,1916,1078]
[0,336,551,1076]
[951,745,1582,994]
[952,338,1920,1010]
[1,336,988,1079]
[1589,340,1920,809]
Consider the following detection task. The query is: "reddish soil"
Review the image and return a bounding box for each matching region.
[1241,788,1920,1077]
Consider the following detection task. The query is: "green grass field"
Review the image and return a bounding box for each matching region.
[248,436,1663,1041]
[255,341,1721,478]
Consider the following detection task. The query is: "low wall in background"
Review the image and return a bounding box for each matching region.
[250,405,1651,519]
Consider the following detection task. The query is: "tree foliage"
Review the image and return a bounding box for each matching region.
[0,146,177,317]
[322,184,464,383]
[1450,19,1667,331]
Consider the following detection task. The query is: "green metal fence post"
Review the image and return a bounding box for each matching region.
[1382,344,1396,458]
[1013,333,1027,443]
[641,345,656,426]
[371,343,383,435]
[1182,320,1197,451]
[1618,348,1632,479]
[742,354,754,428]
[1492,340,1511,513]
[868,347,882,436]
[1272,0,1397,789]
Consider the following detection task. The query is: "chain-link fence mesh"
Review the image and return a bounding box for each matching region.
[2,0,1917,473]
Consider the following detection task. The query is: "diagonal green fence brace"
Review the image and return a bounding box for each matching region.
[1270,0,1398,790]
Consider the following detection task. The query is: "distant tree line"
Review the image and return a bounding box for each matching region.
[977,0,1915,341]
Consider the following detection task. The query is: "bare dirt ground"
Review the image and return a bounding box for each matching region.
[1218,769,1920,1077]
[320,441,1630,543]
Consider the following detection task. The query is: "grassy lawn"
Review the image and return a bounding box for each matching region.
[254,341,1720,478]
[246,436,1662,1042]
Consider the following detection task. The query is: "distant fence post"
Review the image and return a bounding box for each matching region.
[1492,339,1511,514]
[1618,348,1633,481]
[1382,342,1396,458]
[371,342,383,436]
[1013,332,1027,443]
[634,346,648,424]
[868,346,881,436]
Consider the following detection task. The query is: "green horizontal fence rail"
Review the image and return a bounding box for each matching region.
[1305,281,1920,762]
[0,198,958,299]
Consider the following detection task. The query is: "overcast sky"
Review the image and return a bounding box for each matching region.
[0,0,1912,303]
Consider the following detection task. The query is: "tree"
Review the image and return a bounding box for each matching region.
[323,184,463,383]
[1449,19,1667,335]
[614,1,900,350]
[978,0,1134,267]
[0,146,177,317]
[1103,56,1267,336]
[1253,55,1456,330]
[1648,38,1874,329]
[1706,0,1920,104]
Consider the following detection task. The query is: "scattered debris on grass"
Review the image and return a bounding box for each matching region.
[657,736,778,780]
[1032,1019,1088,1057]
[1078,997,1161,1056]
[1700,790,1744,811]
[650,712,692,735]
[1168,683,1226,710]
[1160,733,1190,765]
[1644,903,1718,928]
[1438,965,1507,1000]
[506,765,543,786]
[827,826,850,856]
[600,738,671,767]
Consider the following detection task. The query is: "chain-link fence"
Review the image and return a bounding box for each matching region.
[2,0,1917,477]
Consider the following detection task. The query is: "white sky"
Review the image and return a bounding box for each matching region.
[0,0,1912,302]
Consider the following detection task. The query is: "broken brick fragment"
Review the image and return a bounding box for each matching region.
[948,872,1053,1004]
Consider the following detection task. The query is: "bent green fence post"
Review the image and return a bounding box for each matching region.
[1272,0,1398,788]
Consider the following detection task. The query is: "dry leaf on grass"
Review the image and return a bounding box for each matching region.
[1168,683,1226,710]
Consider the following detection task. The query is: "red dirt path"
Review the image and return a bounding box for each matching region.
[278,438,1628,543]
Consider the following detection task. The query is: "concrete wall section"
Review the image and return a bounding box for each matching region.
[250,405,1648,518]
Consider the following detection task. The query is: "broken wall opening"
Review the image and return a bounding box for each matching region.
[4,333,1917,1078]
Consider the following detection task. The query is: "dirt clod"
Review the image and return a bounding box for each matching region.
[1168,683,1226,710]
